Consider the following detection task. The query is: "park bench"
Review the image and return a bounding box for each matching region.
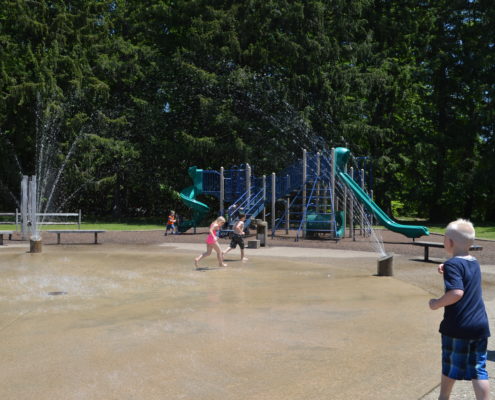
[46,229,106,244]
[412,241,483,262]
[0,230,14,245]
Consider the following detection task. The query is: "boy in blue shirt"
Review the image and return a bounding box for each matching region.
[429,219,490,400]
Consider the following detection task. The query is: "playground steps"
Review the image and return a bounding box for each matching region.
[272,176,342,241]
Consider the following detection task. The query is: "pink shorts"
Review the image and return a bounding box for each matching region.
[206,234,217,245]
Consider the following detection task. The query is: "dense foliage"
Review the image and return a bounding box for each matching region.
[0,0,494,222]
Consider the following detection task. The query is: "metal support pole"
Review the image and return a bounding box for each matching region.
[323,184,328,213]
[316,152,321,212]
[331,148,335,212]
[246,164,251,210]
[360,168,365,236]
[220,167,225,216]
[331,148,336,238]
[349,167,354,239]
[271,172,276,235]
[78,209,81,229]
[343,162,348,237]
[285,197,290,234]
[302,149,307,237]
[262,175,266,221]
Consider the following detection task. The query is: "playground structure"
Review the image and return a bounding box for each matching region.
[178,147,429,240]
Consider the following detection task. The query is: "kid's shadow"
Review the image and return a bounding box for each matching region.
[195,266,223,271]
[487,350,495,362]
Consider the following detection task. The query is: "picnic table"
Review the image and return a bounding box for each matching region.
[412,241,483,262]
[46,229,106,244]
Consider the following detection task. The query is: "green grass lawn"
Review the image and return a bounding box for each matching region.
[3,221,495,240]
[426,224,495,240]
[0,221,165,232]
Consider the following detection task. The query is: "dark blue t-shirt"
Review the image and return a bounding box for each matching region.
[439,256,490,339]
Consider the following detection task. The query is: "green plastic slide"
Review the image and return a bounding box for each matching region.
[178,166,209,233]
[334,147,429,239]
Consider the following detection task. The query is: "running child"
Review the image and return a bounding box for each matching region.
[223,213,248,262]
[429,219,490,400]
[194,217,227,269]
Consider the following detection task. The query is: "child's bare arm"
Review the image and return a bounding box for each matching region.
[438,263,444,274]
[209,223,218,237]
[429,289,464,310]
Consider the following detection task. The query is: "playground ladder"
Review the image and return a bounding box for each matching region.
[295,177,339,241]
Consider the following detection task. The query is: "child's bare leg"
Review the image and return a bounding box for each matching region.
[472,379,489,400]
[241,248,248,261]
[195,246,212,268]
[438,374,456,400]
[213,243,227,267]
[223,247,232,255]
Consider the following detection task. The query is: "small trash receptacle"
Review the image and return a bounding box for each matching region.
[256,219,268,247]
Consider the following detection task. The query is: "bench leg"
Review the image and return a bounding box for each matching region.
[57,233,61,244]
[0,235,3,246]
[94,232,98,244]
[424,246,429,262]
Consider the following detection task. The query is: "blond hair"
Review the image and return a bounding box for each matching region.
[215,216,226,224]
[445,219,475,249]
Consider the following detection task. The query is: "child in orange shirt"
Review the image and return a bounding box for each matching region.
[165,210,177,236]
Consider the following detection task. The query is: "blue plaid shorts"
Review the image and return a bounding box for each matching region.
[442,335,489,380]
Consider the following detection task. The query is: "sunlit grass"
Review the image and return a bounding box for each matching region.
[3,219,495,239]
[426,224,495,240]
[0,220,165,232]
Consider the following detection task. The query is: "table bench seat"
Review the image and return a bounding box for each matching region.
[0,230,14,245]
[46,230,106,244]
[412,241,483,262]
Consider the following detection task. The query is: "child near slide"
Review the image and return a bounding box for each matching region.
[223,213,248,262]
[429,219,490,400]
[194,217,227,269]
[165,210,176,236]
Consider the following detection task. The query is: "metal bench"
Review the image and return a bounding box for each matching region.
[0,230,14,245]
[46,230,106,244]
[412,241,483,262]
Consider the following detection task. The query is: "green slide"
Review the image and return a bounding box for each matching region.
[178,166,209,233]
[334,147,429,239]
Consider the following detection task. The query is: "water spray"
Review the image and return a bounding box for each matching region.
[21,175,42,253]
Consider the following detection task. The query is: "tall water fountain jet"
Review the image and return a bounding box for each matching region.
[17,93,89,252]
[21,175,42,252]
[353,194,393,276]
[29,177,42,252]
[333,147,394,276]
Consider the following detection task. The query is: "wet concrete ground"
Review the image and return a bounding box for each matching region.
[0,242,493,399]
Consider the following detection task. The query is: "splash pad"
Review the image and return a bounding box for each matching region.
[0,242,440,399]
